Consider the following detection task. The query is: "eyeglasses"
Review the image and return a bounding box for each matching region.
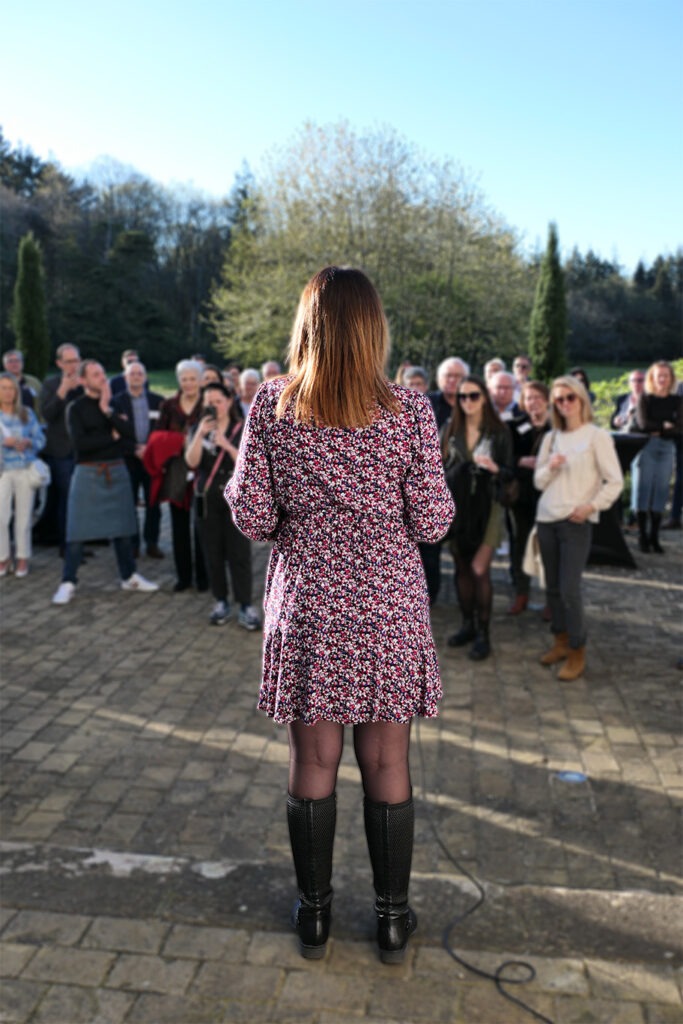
[458,391,482,402]
[554,394,578,405]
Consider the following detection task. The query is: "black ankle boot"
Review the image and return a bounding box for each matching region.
[287,793,336,958]
[469,626,491,661]
[637,512,650,553]
[447,618,476,647]
[650,512,664,553]
[364,796,417,964]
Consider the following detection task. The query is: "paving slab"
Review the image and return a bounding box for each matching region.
[1,519,682,1022]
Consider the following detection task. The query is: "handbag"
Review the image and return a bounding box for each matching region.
[497,477,520,508]
[27,458,52,490]
[522,525,546,587]
[160,454,193,504]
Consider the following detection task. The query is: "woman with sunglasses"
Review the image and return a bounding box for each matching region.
[534,376,623,680]
[441,375,513,660]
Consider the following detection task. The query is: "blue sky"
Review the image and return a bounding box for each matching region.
[3,0,681,273]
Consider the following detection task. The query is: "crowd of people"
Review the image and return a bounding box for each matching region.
[393,353,681,678]
[0,345,281,627]
[1,341,680,658]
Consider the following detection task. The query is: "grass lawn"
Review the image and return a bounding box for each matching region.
[147,370,178,395]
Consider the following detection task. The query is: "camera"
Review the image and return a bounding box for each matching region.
[204,404,217,419]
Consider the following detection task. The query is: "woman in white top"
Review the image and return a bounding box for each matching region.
[534,375,623,680]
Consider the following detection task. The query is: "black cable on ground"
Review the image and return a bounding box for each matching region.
[415,717,555,1024]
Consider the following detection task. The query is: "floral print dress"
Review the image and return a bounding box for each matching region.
[225,378,455,725]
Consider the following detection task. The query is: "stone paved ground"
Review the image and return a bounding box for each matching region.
[1,512,682,1023]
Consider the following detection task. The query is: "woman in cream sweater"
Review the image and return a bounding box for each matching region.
[534,375,623,680]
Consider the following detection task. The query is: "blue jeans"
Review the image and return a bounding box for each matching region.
[124,457,161,549]
[43,454,75,546]
[62,537,136,584]
[671,437,683,521]
[537,519,593,648]
[635,437,675,513]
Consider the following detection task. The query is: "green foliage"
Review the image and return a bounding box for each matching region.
[207,122,535,373]
[1,128,679,376]
[566,249,682,363]
[528,223,567,382]
[11,232,50,379]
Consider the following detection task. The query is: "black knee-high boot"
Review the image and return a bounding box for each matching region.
[649,512,664,553]
[287,793,336,959]
[364,795,417,964]
[637,511,650,553]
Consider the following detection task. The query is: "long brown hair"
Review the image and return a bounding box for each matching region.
[277,266,400,427]
[441,374,504,457]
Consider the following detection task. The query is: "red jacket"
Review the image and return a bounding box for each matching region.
[142,431,188,507]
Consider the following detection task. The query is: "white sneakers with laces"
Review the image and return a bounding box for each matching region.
[121,572,159,592]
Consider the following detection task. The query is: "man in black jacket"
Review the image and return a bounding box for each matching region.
[112,361,165,558]
[39,344,84,550]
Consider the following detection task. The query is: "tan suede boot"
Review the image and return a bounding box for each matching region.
[539,631,570,666]
[558,646,586,681]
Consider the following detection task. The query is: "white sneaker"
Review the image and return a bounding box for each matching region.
[238,605,261,631]
[209,600,231,625]
[121,572,159,593]
[52,581,76,605]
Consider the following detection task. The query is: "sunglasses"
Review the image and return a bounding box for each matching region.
[554,394,578,405]
[458,391,482,402]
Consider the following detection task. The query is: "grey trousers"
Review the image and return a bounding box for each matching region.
[537,519,593,648]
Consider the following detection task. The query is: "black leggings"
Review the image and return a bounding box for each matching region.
[287,720,412,805]
[451,545,493,627]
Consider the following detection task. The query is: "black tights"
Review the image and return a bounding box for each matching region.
[454,550,493,627]
[287,720,412,804]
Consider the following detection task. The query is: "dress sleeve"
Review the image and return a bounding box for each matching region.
[589,427,624,512]
[224,388,281,541]
[401,394,455,542]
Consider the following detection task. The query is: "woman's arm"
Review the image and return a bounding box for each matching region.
[588,428,624,512]
[402,395,455,542]
[635,394,659,434]
[26,411,46,454]
[224,390,281,541]
[185,416,214,469]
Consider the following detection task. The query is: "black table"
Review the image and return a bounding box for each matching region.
[588,433,648,568]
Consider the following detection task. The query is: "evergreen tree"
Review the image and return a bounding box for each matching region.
[11,232,50,379]
[528,223,567,381]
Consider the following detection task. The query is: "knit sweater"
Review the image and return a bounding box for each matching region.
[534,423,623,524]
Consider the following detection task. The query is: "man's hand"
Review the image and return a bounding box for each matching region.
[57,370,80,399]
[99,380,112,415]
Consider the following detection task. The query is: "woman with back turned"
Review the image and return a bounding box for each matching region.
[225,267,454,963]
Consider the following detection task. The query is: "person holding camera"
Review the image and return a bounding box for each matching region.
[185,382,261,629]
